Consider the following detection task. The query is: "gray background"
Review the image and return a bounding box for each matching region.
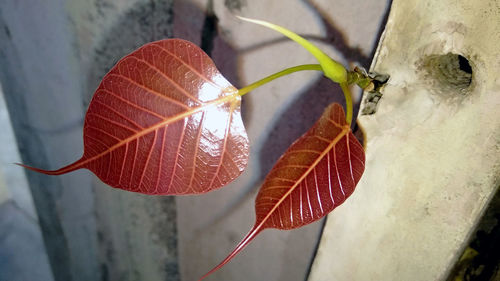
[0,0,389,280]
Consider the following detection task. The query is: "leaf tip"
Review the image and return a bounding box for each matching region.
[16,159,84,176]
[15,162,54,174]
[198,226,261,280]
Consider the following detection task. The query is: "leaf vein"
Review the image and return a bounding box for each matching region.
[127,56,203,104]
[138,131,157,192]
[87,113,138,134]
[188,111,206,192]
[106,74,192,110]
[152,43,224,91]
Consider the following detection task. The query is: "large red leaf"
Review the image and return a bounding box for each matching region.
[200,103,365,280]
[21,39,249,195]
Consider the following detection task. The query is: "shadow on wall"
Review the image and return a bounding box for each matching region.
[239,0,373,67]
[206,0,392,229]
[173,0,250,122]
[257,0,392,182]
[86,1,179,281]
[239,0,393,174]
[86,0,173,106]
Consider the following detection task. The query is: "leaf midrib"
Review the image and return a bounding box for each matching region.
[75,93,239,172]
[255,125,350,230]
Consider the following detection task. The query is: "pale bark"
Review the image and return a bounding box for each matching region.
[308,0,500,280]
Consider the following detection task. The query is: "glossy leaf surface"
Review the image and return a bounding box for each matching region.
[200,103,365,280]
[22,39,249,195]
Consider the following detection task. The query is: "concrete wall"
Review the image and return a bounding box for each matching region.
[0,0,390,281]
[0,1,178,280]
[174,0,390,280]
[0,81,54,281]
[0,2,95,280]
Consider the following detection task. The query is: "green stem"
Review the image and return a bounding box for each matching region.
[237,16,347,84]
[237,63,353,125]
[339,82,353,125]
[237,64,322,96]
[236,16,355,123]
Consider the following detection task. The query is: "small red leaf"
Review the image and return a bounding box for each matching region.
[200,103,365,280]
[20,39,249,195]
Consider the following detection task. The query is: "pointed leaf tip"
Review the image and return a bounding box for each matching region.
[16,161,83,175]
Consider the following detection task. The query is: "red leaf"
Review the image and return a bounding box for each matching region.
[20,39,249,195]
[199,103,365,280]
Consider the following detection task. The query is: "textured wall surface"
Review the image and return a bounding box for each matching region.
[0,1,96,280]
[0,1,178,280]
[174,0,390,280]
[0,0,391,281]
[0,82,53,281]
[309,0,500,280]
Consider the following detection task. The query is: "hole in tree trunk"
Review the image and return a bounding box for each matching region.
[422,53,473,93]
[458,54,472,75]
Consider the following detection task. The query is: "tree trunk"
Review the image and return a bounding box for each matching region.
[308,0,500,280]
